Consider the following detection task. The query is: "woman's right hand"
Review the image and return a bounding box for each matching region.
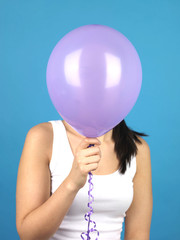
[66,137,102,191]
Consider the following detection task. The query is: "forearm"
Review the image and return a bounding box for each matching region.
[18,177,79,240]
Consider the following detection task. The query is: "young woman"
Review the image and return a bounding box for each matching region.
[16,119,153,240]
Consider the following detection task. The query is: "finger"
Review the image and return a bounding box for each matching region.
[77,138,101,152]
[84,163,98,173]
[85,137,101,145]
[83,155,101,165]
[81,146,101,157]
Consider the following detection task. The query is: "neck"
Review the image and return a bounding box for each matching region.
[62,120,112,144]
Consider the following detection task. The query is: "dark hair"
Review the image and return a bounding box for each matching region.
[112,119,148,174]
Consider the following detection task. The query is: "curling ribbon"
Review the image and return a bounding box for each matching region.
[81,144,100,240]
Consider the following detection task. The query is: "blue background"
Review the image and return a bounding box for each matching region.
[0,0,179,239]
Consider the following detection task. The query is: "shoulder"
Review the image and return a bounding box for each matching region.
[135,136,151,174]
[27,122,52,136]
[136,136,150,156]
[26,122,53,163]
[26,122,53,147]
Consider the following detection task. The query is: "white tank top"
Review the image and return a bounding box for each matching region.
[48,120,136,240]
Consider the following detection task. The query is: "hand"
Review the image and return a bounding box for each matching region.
[66,137,102,191]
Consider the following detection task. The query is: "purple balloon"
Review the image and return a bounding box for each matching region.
[46,24,142,137]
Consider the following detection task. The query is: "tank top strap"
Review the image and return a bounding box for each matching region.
[48,120,73,175]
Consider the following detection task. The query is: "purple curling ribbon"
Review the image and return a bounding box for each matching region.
[81,144,100,240]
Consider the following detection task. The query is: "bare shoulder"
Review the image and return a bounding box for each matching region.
[135,136,151,173]
[136,136,150,155]
[26,122,53,164]
[28,122,52,135]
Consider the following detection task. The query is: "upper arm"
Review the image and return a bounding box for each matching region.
[124,137,153,240]
[16,122,53,233]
